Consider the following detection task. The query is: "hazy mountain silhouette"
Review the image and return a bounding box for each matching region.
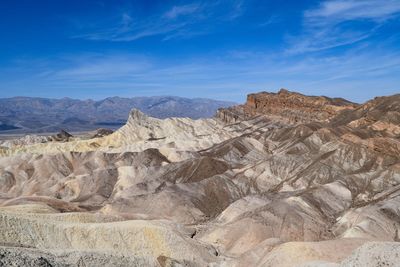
[0,96,235,133]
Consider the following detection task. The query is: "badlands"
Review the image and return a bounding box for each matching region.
[0,89,400,266]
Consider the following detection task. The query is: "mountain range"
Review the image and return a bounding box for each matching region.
[0,96,235,133]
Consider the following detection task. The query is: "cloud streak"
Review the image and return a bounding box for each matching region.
[305,0,400,22]
[164,4,200,19]
[2,44,399,102]
[287,0,400,54]
[74,1,246,42]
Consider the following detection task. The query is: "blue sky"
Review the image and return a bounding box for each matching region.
[0,0,399,103]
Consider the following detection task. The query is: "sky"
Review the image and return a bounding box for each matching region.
[0,0,399,103]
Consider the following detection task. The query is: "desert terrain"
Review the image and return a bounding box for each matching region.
[0,89,399,266]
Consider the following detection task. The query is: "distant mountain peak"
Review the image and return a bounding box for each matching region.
[128,108,149,122]
[0,95,234,134]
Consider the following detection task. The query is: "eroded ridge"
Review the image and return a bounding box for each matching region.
[1,91,399,266]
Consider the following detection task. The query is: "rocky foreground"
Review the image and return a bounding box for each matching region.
[0,89,400,266]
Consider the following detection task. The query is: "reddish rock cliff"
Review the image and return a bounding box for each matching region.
[217,89,358,124]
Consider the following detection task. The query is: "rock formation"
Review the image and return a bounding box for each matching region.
[217,88,357,124]
[89,128,114,138]
[0,89,399,266]
[0,95,235,134]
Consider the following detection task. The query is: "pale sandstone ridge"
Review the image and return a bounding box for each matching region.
[0,129,74,149]
[0,211,216,266]
[0,90,399,266]
[0,109,237,161]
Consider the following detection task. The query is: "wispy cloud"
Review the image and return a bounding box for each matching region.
[74,1,246,42]
[73,13,186,42]
[225,0,244,20]
[164,4,200,19]
[2,43,399,102]
[258,15,280,27]
[287,0,400,54]
[305,0,400,22]
[56,56,151,78]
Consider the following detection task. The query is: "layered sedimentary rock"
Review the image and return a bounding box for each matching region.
[217,88,357,124]
[0,90,399,266]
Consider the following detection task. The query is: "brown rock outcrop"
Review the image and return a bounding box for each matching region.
[217,88,358,124]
